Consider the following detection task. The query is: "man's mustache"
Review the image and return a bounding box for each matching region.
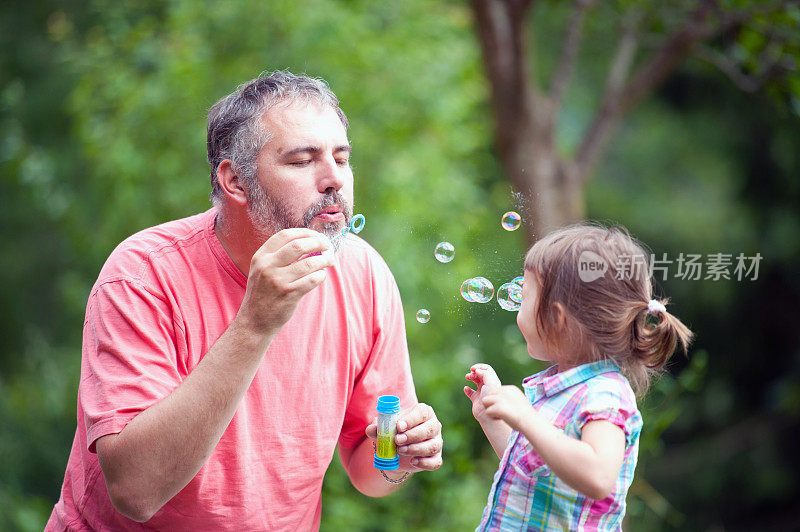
[302,192,353,226]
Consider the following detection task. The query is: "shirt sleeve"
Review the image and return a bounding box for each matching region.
[575,378,641,447]
[80,278,184,453]
[338,257,417,449]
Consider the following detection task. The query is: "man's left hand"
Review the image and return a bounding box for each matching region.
[366,402,443,472]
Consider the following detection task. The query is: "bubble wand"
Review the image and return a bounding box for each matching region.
[330,213,366,246]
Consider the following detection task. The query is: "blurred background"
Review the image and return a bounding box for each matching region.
[2,1,799,530]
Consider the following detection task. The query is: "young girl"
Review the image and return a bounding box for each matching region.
[464,223,693,531]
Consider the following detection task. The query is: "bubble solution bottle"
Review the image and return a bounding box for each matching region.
[373,395,400,471]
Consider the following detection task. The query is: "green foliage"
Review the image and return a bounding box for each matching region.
[2,1,799,530]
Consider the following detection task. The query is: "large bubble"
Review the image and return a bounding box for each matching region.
[497,282,522,311]
[501,211,521,231]
[461,277,494,303]
[434,242,455,263]
[416,309,431,323]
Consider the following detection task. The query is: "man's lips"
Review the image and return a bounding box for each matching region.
[314,211,344,222]
[314,205,344,221]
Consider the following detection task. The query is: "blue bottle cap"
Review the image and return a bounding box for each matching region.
[373,455,400,470]
[376,395,400,414]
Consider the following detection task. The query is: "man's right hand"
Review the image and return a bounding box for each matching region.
[236,228,334,336]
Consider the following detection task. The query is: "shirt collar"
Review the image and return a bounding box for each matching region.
[524,359,621,399]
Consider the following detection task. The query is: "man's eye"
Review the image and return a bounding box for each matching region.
[290,160,311,167]
[336,159,349,166]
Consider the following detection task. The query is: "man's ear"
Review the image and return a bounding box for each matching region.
[216,159,248,206]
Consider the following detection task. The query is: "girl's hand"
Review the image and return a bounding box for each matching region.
[481,385,532,431]
[464,363,502,422]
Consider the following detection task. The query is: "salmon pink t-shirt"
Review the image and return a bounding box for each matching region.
[47,208,417,531]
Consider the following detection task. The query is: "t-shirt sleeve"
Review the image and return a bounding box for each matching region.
[338,259,417,449]
[80,279,183,453]
[575,377,641,447]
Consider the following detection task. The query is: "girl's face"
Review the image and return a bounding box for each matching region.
[516,270,552,363]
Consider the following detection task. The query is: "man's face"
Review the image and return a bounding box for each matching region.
[246,100,354,246]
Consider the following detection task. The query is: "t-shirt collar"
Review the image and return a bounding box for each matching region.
[523,359,621,399]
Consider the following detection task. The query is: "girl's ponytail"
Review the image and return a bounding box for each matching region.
[632,298,694,371]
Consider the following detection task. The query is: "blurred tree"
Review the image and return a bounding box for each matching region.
[470,0,799,238]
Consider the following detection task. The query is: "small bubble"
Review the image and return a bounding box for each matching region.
[501,211,521,231]
[497,283,522,311]
[416,309,431,323]
[434,242,455,263]
[511,276,524,287]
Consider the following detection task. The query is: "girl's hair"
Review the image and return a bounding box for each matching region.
[524,222,693,395]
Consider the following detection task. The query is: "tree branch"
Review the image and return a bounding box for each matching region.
[695,43,793,93]
[550,0,593,113]
[575,0,795,180]
[575,11,638,178]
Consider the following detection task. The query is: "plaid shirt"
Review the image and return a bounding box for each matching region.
[477,360,642,531]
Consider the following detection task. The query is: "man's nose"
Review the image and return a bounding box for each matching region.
[316,154,346,193]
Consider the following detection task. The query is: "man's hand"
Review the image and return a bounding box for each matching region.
[481,385,532,431]
[464,363,502,422]
[236,228,334,336]
[366,403,443,472]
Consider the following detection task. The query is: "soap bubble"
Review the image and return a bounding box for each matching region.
[511,275,524,287]
[501,211,521,231]
[416,309,431,323]
[461,277,494,303]
[434,242,455,263]
[497,283,522,311]
[471,277,494,303]
[460,279,479,302]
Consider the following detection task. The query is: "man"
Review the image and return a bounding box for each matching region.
[47,71,443,530]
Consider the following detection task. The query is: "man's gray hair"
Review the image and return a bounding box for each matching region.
[206,70,349,205]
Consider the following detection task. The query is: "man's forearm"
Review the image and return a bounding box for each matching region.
[96,317,274,522]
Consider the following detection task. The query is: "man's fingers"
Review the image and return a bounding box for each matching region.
[396,417,441,445]
[260,228,325,254]
[285,253,333,282]
[409,455,443,471]
[397,403,435,433]
[397,436,443,457]
[273,234,333,267]
[286,268,328,295]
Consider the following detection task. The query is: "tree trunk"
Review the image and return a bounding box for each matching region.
[472,0,587,244]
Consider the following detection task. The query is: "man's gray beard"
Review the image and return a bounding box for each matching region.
[246,180,352,252]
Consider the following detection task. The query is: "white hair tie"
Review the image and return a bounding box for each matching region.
[647,299,667,315]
